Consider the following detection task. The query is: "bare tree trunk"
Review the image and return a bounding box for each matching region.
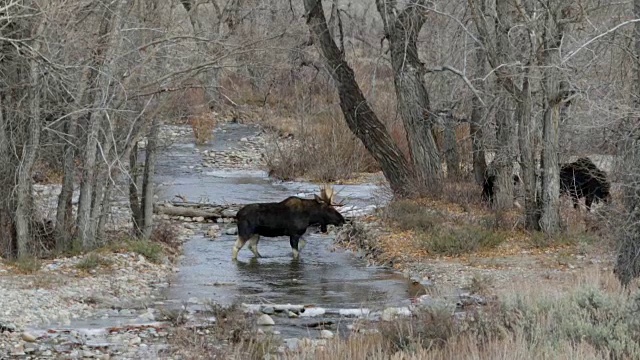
[129,142,142,236]
[180,0,220,107]
[327,0,339,40]
[55,68,91,250]
[517,77,540,230]
[0,92,16,258]
[77,0,127,249]
[15,18,46,258]
[376,0,443,193]
[303,0,417,198]
[470,24,488,185]
[491,95,516,209]
[141,116,159,239]
[443,116,461,179]
[614,0,640,286]
[539,8,567,234]
[96,179,114,241]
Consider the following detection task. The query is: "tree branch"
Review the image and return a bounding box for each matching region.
[425,65,486,106]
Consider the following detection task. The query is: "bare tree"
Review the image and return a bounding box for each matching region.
[76,0,128,249]
[14,9,47,257]
[468,0,521,211]
[614,0,640,286]
[376,0,443,192]
[55,68,92,250]
[470,35,488,185]
[303,0,417,197]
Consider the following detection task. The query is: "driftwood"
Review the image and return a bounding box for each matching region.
[153,202,242,221]
[154,200,363,222]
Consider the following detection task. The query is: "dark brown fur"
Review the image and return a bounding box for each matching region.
[231,195,346,260]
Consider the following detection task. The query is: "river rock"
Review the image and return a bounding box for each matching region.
[261,306,275,315]
[222,209,237,218]
[207,226,220,239]
[0,321,16,332]
[381,307,412,321]
[21,331,37,342]
[320,330,334,339]
[225,227,238,235]
[257,314,275,326]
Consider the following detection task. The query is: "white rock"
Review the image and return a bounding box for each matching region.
[257,314,275,326]
[21,331,37,342]
[320,330,334,339]
[381,307,412,321]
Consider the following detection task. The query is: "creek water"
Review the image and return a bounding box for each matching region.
[25,123,425,341]
[157,123,423,338]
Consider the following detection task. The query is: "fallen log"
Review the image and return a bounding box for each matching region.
[153,202,241,221]
[154,200,370,222]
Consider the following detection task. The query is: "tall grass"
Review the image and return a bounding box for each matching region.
[276,270,639,360]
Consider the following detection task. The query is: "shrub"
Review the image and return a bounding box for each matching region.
[527,231,598,249]
[264,113,378,182]
[125,240,164,264]
[378,306,456,353]
[383,200,443,232]
[415,225,507,256]
[150,221,181,249]
[8,256,42,274]
[189,113,216,145]
[75,253,112,271]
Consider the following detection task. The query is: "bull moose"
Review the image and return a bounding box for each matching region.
[559,157,611,211]
[232,185,346,261]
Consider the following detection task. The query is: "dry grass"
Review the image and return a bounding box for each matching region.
[382,199,508,256]
[276,269,640,360]
[6,256,42,274]
[188,112,216,145]
[75,253,113,271]
[263,113,378,182]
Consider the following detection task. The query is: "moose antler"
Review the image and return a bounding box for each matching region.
[319,184,345,207]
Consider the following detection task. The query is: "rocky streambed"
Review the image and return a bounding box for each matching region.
[1,120,469,359]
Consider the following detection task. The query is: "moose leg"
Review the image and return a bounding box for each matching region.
[289,235,302,259]
[248,235,263,258]
[298,237,307,252]
[571,193,580,209]
[232,236,249,261]
[585,195,594,212]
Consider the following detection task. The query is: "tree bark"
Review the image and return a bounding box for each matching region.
[614,0,640,286]
[538,5,567,234]
[77,0,127,249]
[443,115,461,179]
[141,116,159,239]
[15,17,46,258]
[303,0,417,198]
[55,68,92,250]
[130,142,143,237]
[376,0,443,193]
[470,13,488,185]
[0,89,16,258]
[491,96,516,209]
[517,76,540,230]
[180,0,220,107]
